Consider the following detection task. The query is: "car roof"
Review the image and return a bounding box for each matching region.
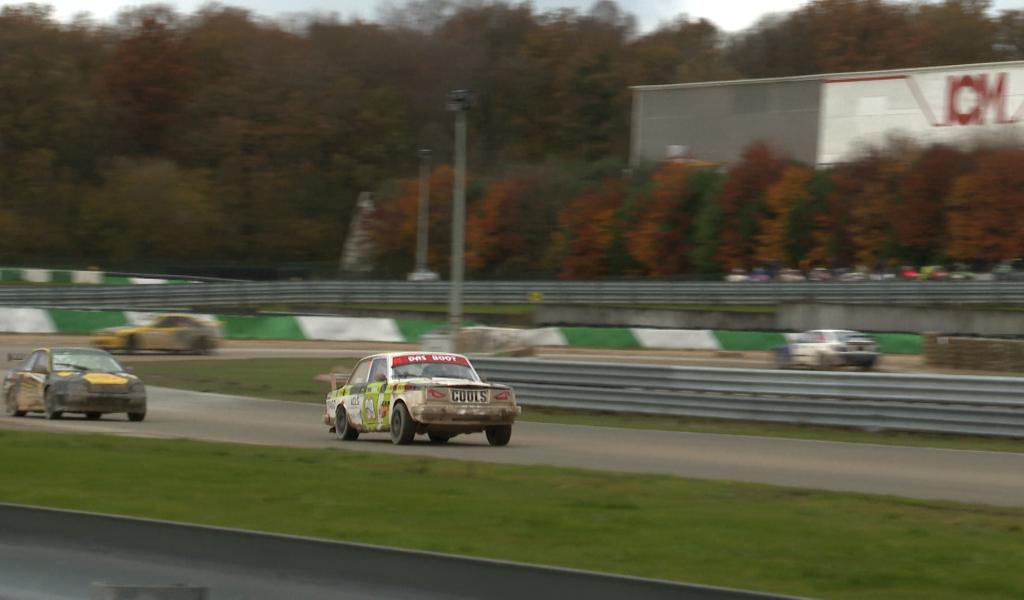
[357,351,471,362]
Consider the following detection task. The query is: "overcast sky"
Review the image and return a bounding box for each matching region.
[7,0,1024,32]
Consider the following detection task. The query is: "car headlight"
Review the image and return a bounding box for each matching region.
[130,381,146,393]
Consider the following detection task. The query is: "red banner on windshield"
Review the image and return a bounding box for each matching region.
[391,353,470,367]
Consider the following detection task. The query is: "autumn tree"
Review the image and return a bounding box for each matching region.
[755,165,814,266]
[716,143,787,269]
[895,145,970,263]
[945,148,1024,262]
[551,178,625,279]
[626,163,700,275]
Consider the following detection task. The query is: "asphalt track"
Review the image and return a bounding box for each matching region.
[3,385,1023,507]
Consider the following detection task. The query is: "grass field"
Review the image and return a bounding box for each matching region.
[1,430,1021,599]
[125,358,1024,453]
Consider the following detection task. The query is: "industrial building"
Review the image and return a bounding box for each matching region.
[629,60,1024,166]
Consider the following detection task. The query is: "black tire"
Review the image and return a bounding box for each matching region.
[335,406,358,441]
[125,335,138,355]
[43,388,63,420]
[427,433,450,444]
[860,359,877,372]
[191,336,210,355]
[817,353,832,371]
[4,388,25,417]
[485,425,512,447]
[85,412,102,420]
[127,411,146,422]
[389,402,416,445]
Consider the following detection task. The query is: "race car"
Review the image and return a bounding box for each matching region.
[92,313,221,354]
[324,352,520,446]
[3,347,146,421]
[773,329,879,370]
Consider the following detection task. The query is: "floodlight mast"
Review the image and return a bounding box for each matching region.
[446,89,474,346]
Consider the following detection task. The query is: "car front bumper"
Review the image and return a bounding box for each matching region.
[55,391,146,414]
[92,336,126,351]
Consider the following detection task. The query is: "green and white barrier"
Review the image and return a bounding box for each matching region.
[0,268,195,285]
[0,307,923,354]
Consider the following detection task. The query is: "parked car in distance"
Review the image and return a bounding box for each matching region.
[774,330,880,370]
[919,265,949,280]
[777,268,806,282]
[807,267,832,282]
[724,268,749,282]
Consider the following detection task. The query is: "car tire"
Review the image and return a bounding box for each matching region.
[428,433,450,444]
[817,353,832,371]
[127,411,146,422]
[335,406,358,441]
[191,337,210,355]
[485,425,512,447]
[125,335,138,355]
[389,402,416,445]
[85,412,102,420]
[4,388,25,417]
[43,388,63,420]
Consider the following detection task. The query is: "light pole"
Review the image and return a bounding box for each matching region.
[446,89,474,345]
[413,148,432,277]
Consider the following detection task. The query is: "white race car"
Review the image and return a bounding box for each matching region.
[774,330,879,370]
[324,352,521,446]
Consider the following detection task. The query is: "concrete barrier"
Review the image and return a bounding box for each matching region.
[778,303,1024,336]
[924,333,1024,372]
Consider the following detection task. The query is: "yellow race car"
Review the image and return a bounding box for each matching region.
[93,314,221,355]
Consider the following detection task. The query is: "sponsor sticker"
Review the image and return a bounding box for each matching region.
[391,353,470,367]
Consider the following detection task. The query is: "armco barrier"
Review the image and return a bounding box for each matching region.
[0,503,802,600]
[1,280,1024,307]
[471,358,1024,438]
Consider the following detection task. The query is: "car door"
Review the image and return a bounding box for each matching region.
[361,358,390,432]
[338,359,371,429]
[18,351,49,411]
[142,316,177,350]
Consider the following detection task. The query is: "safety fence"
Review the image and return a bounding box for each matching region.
[0,280,1023,307]
[471,358,1024,438]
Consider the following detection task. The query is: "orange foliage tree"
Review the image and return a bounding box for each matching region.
[466,177,533,274]
[716,142,787,269]
[369,165,454,276]
[551,178,625,279]
[847,155,907,268]
[626,162,696,275]
[895,145,970,263]
[755,165,814,265]
[945,148,1024,262]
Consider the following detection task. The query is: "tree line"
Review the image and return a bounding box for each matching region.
[0,1,1021,273]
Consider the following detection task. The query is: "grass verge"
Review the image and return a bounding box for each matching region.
[1,430,1022,600]
[125,358,1024,453]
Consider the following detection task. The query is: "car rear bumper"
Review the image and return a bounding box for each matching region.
[837,352,878,366]
[92,336,125,351]
[411,404,520,426]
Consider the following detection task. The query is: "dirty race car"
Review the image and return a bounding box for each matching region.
[92,314,221,355]
[324,352,520,446]
[3,347,146,421]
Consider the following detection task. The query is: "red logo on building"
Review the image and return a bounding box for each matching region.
[946,73,1012,125]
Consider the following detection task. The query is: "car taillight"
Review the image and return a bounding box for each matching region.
[428,388,447,399]
[494,390,510,401]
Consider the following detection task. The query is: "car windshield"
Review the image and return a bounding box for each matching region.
[52,350,124,373]
[391,362,479,381]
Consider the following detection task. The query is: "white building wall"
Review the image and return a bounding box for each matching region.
[818,62,1024,164]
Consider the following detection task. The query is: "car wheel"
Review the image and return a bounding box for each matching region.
[43,388,63,420]
[817,353,832,371]
[485,425,512,447]
[428,433,450,444]
[335,406,359,441]
[860,359,876,372]
[389,402,416,445]
[127,411,146,422]
[85,412,102,420]
[4,388,25,417]
[125,335,138,355]
[191,337,210,355]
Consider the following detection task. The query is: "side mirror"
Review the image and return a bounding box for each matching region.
[479,375,488,383]
[374,372,387,382]
[32,364,49,374]
[124,366,135,373]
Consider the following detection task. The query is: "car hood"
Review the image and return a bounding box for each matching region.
[94,325,145,335]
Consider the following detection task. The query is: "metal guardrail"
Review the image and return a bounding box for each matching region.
[471,358,1024,438]
[1,280,1024,308]
[0,503,801,600]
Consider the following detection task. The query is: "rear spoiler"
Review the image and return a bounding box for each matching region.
[314,371,350,392]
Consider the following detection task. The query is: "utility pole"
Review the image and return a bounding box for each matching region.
[446,90,474,346]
